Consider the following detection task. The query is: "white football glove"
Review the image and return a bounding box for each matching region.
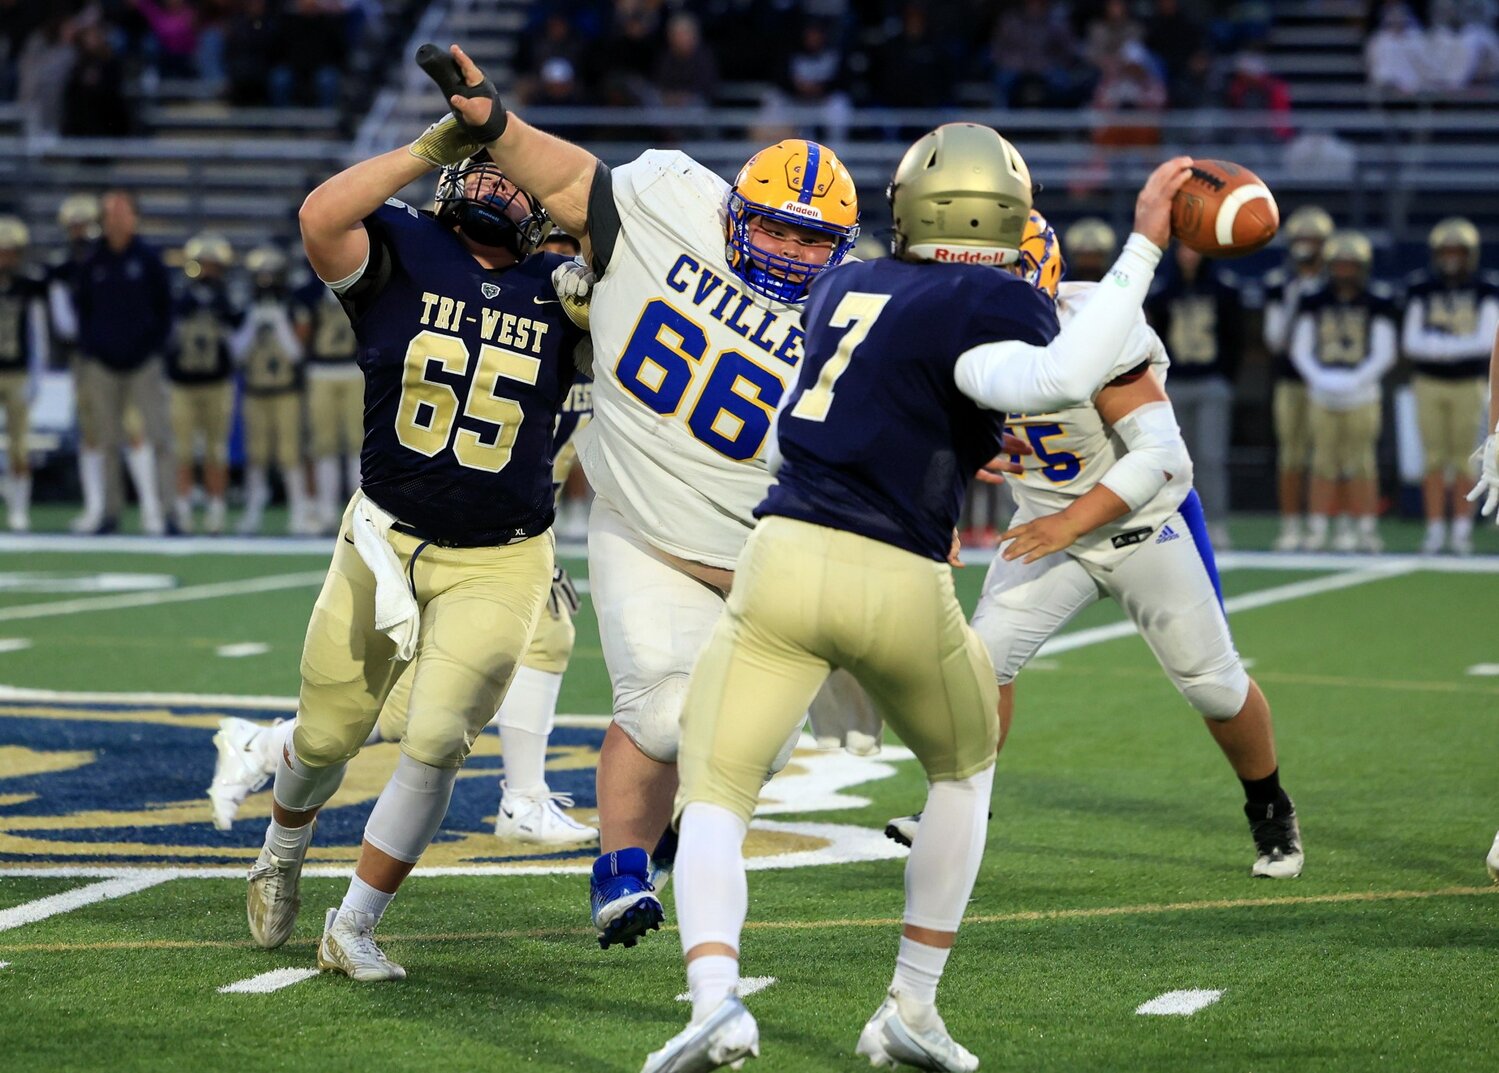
[1467,428,1499,522]
[551,255,594,301]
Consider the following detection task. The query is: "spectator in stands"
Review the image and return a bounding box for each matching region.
[1091,40,1167,146]
[194,0,236,89]
[0,0,45,100]
[587,0,660,108]
[16,13,72,135]
[991,0,1085,107]
[1085,0,1145,70]
[868,4,953,108]
[515,10,585,105]
[129,0,197,78]
[1366,2,1427,95]
[1426,0,1499,87]
[62,21,131,136]
[74,189,175,535]
[1224,51,1293,141]
[652,12,717,107]
[1458,0,1499,80]
[770,18,851,142]
[269,0,346,108]
[1146,0,1213,106]
[225,0,278,105]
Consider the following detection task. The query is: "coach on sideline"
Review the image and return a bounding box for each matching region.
[74,189,175,534]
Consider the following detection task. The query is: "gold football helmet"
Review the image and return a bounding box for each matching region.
[0,216,30,252]
[1285,205,1334,263]
[183,232,233,279]
[1324,230,1372,286]
[888,123,1033,266]
[1428,216,1480,277]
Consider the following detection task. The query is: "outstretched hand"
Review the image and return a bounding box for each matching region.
[416,43,508,141]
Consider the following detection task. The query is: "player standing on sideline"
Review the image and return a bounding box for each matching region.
[243,110,583,981]
[1290,231,1397,554]
[292,273,363,534]
[419,43,863,948]
[1146,242,1242,549]
[234,246,314,536]
[1465,302,1499,880]
[0,218,46,532]
[169,233,240,535]
[888,212,1302,881]
[1062,218,1116,283]
[1263,206,1334,552]
[642,129,1191,1073]
[1402,217,1497,556]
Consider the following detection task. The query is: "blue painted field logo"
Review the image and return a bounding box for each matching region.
[0,696,906,874]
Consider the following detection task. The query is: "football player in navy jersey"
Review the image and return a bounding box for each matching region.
[244,113,586,982]
[0,217,47,531]
[642,123,1191,1073]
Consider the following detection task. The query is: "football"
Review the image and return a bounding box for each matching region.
[1170,159,1280,257]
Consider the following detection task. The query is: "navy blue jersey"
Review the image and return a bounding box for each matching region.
[168,278,239,384]
[1401,269,1499,378]
[1145,260,1241,380]
[339,200,584,546]
[75,237,174,372]
[761,259,1059,561]
[1296,282,1398,370]
[293,276,359,368]
[0,272,46,372]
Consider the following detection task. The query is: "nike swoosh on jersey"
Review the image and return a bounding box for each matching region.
[533,296,560,305]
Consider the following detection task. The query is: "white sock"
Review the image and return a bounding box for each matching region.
[265,817,314,859]
[1306,514,1329,539]
[285,465,311,519]
[891,935,950,1006]
[315,456,341,521]
[174,495,193,532]
[79,447,105,519]
[675,802,749,1020]
[205,496,226,533]
[243,466,270,528]
[494,667,564,794]
[1279,515,1301,537]
[1358,514,1377,535]
[6,474,29,529]
[903,767,995,934]
[1334,514,1355,537]
[124,443,161,522]
[687,954,740,1024]
[339,873,396,925]
[1453,515,1473,540]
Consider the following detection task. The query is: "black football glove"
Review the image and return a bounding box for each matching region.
[548,565,581,618]
[415,43,509,142]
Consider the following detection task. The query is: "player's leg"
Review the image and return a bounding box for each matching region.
[0,375,30,531]
[1347,401,1383,553]
[1273,381,1311,551]
[277,392,314,535]
[646,520,831,1070]
[319,532,551,980]
[70,355,108,532]
[1415,376,1449,554]
[239,396,271,534]
[169,386,197,532]
[202,382,232,534]
[1448,378,1485,555]
[309,378,342,531]
[588,496,725,944]
[1104,492,1302,877]
[886,549,1100,846]
[844,537,997,1073]
[493,601,596,845]
[125,358,173,535]
[1305,402,1341,551]
[248,509,403,948]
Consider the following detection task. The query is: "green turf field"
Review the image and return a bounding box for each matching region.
[0,541,1496,1072]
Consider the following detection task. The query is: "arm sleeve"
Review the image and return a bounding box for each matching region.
[229,309,257,361]
[1097,399,1193,510]
[586,160,622,278]
[1401,295,1499,360]
[28,297,48,377]
[953,234,1163,413]
[331,219,395,323]
[1263,288,1291,352]
[48,279,77,342]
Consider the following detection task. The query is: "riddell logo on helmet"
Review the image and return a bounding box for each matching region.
[931,247,1006,264]
[778,201,825,221]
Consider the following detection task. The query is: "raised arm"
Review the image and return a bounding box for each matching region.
[953,158,1192,414]
[436,45,599,244]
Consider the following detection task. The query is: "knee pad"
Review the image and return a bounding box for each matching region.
[290,717,361,769]
[1178,662,1251,721]
[615,673,691,762]
[400,720,475,770]
[364,754,459,864]
[274,735,347,811]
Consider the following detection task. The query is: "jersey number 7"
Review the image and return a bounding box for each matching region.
[790,291,890,422]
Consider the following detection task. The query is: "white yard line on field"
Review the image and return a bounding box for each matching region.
[1135,989,1224,1016]
[215,643,270,659]
[1039,561,1416,657]
[0,639,30,653]
[218,968,321,994]
[1467,664,1499,676]
[0,571,326,624]
[0,874,175,932]
[676,976,776,1002]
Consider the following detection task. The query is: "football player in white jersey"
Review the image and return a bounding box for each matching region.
[887,213,1304,879]
[1466,310,1498,880]
[424,44,863,948]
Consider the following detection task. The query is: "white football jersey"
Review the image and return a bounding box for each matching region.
[575,150,807,569]
[1005,281,1189,570]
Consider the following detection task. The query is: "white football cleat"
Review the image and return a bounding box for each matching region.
[208,717,280,831]
[1451,531,1474,557]
[1357,529,1384,554]
[1486,830,1499,883]
[641,996,759,1073]
[246,838,309,949]
[1301,527,1327,552]
[494,782,598,845]
[1271,528,1302,553]
[1420,527,1446,556]
[318,908,407,981]
[1331,528,1359,554]
[856,990,979,1072]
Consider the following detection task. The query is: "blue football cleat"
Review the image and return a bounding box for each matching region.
[591,848,663,949]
